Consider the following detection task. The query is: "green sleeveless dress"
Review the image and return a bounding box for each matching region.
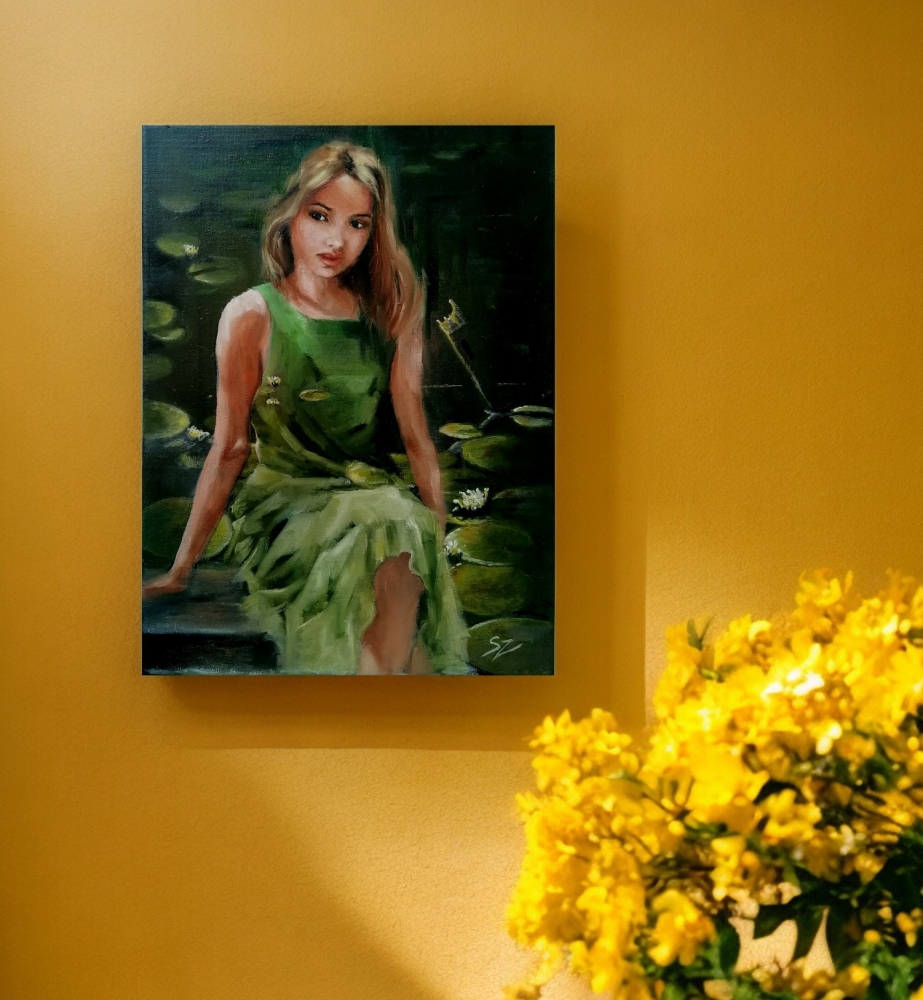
[224,283,470,675]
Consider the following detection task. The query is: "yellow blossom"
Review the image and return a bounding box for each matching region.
[896,910,922,948]
[647,889,716,967]
[761,788,822,845]
[508,571,923,999]
[653,624,704,721]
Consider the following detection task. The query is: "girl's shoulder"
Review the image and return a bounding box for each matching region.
[215,288,270,352]
[231,286,272,318]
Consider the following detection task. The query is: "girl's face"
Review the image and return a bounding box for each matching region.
[289,173,374,279]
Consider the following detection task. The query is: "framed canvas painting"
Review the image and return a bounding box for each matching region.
[141,125,555,676]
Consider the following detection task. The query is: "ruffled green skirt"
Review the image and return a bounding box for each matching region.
[225,464,471,675]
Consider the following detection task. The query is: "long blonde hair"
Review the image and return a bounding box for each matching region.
[262,141,423,341]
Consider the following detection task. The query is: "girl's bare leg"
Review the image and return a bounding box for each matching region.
[358,553,425,674]
[407,642,434,675]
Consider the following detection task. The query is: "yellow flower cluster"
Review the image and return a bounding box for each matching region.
[506,710,656,999]
[507,571,923,999]
[752,958,871,1000]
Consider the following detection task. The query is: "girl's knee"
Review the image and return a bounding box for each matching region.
[375,553,422,596]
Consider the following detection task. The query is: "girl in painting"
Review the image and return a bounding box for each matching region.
[143,142,470,675]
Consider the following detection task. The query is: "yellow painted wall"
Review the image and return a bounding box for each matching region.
[2,2,922,997]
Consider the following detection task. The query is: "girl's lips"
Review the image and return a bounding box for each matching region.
[318,252,342,265]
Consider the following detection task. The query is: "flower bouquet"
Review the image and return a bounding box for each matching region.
[507,571,923,1000]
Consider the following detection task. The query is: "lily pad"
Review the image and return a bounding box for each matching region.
[218,189,278,213]
[461,435,520,472]
[159,195,200,214]
[512,405,554,416]
[511,404,554,429]
[439,422,482,440]
[148,326,186,344]
[299,388,331,402]
[446,514,488,527]
[143,299,177,332]
[155,233,199,258]
[143,354,173,383]
[188,256,245,287]
[143,399,190,445]
[451,564,531,617]
[176,451,206,470]
[142,497,232,563]
[445,522,532,566]
[512,415,553,429]
[468,618,554,675]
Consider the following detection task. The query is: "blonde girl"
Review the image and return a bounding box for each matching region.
[144,142,469,675]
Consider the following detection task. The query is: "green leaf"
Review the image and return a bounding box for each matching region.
[717,922,741,974]
[866,979,890,1000]
[511,415,553,428]
[143,354,173,383]
[444,522,532,566]
[176,451,205,470]
[467,618,553,675]
[155,232,199,257]
[218,189,277,213]
[661,984,685,1000]
[188,256,245,287]
[148,326,186,343]
[461,435,521,472]
[142,498,231,562]
[159,194,200,214]
[142,400,190,444]
[511,405,553,416]
[451,564,531,616]
[730,981,766,1000]
[510,405,554,429]
[863,951,920,1000]
[687,618,704,650]
[826,904,861,970]
[143,299,177,332]
[439,422,482,440]
[753,904,794,940]
[793,906,824,961]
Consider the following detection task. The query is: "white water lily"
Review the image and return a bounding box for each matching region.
[452,487,489,512]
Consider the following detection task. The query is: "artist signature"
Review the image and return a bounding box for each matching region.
[485,636,525,661]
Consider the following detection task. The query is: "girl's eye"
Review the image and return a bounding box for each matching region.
[350,219,368,230]
[308,211,327,222]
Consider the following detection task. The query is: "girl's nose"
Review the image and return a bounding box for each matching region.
[327,230,345,249]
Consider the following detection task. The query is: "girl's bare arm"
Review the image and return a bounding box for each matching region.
[390,330,446,531]
[143,292,267,597]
